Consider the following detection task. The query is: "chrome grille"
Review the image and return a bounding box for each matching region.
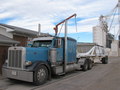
[8,50,22,68]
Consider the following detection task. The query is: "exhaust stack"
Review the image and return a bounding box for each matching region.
[38,24,41,36]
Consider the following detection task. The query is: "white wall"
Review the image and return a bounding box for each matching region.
[109,40,119,56]
[0,27,13,38]
[93,26,106,47]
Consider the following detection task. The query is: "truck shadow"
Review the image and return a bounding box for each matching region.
[7,78,35,87]
[6,62,104,89]
[6,70,83,88]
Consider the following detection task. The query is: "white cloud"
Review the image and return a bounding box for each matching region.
[0,12,12,19]
[0,0,118,34]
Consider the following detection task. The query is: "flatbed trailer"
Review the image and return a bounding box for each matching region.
[77,43,108,71]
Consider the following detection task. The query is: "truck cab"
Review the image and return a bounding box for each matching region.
[2,36,77,85]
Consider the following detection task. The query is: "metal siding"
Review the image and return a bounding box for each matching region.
[56,48,63,62]
[67,39,77,63]
[56,40,63,62]
[0,27,13,38]
[26,47,48,62]
[93,26,106,47]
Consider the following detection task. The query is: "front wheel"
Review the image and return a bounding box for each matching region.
[33,65,48,85]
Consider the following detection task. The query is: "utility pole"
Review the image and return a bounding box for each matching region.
[118,0,120,47]
[118,1,120,33]
[64,20,67,73]
[118,0,120,35]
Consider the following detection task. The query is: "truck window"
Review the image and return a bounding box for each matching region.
[54,39,62,48]
[32,40,52,47]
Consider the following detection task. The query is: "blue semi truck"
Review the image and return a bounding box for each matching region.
[2,14,108,85]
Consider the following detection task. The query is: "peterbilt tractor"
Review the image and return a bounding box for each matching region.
[2,14,108,85]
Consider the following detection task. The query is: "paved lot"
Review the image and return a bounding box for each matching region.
[0,57,120,90]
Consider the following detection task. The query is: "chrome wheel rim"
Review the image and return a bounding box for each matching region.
[37,68,46,81]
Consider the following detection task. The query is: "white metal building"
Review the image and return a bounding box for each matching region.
[93,26,107,48]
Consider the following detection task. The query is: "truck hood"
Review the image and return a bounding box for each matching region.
[25,47,49,62]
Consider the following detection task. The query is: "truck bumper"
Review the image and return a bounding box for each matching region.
[2,67,33,82]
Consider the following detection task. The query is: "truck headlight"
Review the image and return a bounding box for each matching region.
[25,61,32,66]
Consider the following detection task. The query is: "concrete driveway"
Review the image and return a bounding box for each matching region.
[0,57,120,90]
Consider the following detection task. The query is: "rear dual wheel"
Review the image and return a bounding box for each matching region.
[88,59,92,70]
[82,59,92,71]
[101,56,108,64]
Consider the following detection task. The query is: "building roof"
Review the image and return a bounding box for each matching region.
[0,34,19,44]
[0,23,51,37]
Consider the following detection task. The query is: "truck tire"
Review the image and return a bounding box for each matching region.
[88,59,92,70]
[101,56,108,64]
[33,65,48,85]
[82,59,88,71]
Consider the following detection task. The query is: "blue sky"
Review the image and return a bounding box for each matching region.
[0,17,15,23]
[0,0,118,42]
[54,32,93,42]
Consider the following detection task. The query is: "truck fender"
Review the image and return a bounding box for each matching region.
[26,61,51,80]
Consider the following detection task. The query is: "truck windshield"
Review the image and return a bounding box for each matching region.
[32,40,52,47]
